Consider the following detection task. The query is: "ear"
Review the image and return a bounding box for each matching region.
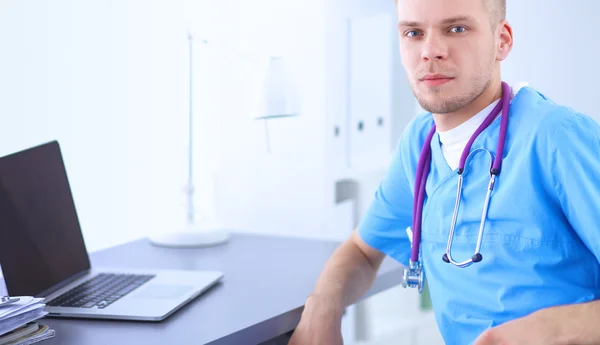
[496,20,513,61]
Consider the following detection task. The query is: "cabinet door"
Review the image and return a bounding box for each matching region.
[348,14,392,175]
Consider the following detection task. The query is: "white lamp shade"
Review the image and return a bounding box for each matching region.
[256,57,300,119]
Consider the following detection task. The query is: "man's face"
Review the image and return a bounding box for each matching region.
[396,0,500,114]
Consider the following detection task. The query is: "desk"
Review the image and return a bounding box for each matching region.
[6,233,404,344]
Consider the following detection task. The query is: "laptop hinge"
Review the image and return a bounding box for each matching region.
[36,269,91,298]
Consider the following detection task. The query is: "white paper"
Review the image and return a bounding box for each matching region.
[1,304,45,321]
[0,297,47,338]
[0,297,45,320]
[0,308,47,337]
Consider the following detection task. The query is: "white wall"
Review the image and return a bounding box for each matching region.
[502,0,599,120]
[0,0,192,252]
[212,0,329,239]
[0,0,407,252]
[213,0,414,242]
[0,0,408,253]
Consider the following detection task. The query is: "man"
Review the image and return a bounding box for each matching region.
[289,0,600,344]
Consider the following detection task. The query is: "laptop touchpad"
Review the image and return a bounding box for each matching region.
[134,285,193,299]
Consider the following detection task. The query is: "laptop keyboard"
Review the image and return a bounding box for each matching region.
[47,273,155,309]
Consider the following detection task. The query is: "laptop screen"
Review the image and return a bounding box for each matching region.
[0,141,91,297]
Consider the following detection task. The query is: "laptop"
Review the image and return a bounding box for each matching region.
[0,140,224,321]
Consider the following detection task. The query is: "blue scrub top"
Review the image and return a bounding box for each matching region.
[358,86,600,345]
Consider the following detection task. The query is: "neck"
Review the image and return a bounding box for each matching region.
[433,79,503,132]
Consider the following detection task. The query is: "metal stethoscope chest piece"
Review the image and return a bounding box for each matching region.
[402,259,425,293]
[401,81,511,292]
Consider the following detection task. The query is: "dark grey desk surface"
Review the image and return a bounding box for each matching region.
[35,233,404,344]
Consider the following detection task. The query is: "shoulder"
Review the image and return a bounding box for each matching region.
[382,112,434,191]
[511,86,600,146]
[393,111,434,170]
[397,111,434,153]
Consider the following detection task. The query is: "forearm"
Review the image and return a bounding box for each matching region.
[309,232,383,316]
[538,299,600,345]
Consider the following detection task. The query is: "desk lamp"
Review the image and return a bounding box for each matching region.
[149,34,300,248]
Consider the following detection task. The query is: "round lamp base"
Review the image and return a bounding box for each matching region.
[149,229,230,248]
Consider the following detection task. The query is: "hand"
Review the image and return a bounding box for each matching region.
[473,311,559,345]
[288,296,344,345]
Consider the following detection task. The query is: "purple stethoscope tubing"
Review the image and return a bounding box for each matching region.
[410,81,511,266]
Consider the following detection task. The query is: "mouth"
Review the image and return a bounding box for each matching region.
[420,74,454,87]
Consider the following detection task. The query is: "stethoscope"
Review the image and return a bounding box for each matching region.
[402,81,511,293]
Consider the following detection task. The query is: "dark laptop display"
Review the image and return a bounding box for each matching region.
[0,140,223,321]
[0,141,91,297]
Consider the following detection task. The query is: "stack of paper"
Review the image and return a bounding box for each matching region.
[0,297,54,344]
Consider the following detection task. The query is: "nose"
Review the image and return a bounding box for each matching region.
[420,33,448,61]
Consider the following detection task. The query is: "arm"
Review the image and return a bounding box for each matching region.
[289,230,385,345]
[290,117,423,344]
[474,300,600,345]
[545,112,600,344]
[309,229,385,313]
[541,300,600,345]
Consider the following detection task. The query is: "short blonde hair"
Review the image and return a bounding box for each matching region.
[484,0,506,25]
[394,0,506,26]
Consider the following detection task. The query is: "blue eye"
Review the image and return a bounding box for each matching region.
[450,26,467,33]
[405,30,422,37]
